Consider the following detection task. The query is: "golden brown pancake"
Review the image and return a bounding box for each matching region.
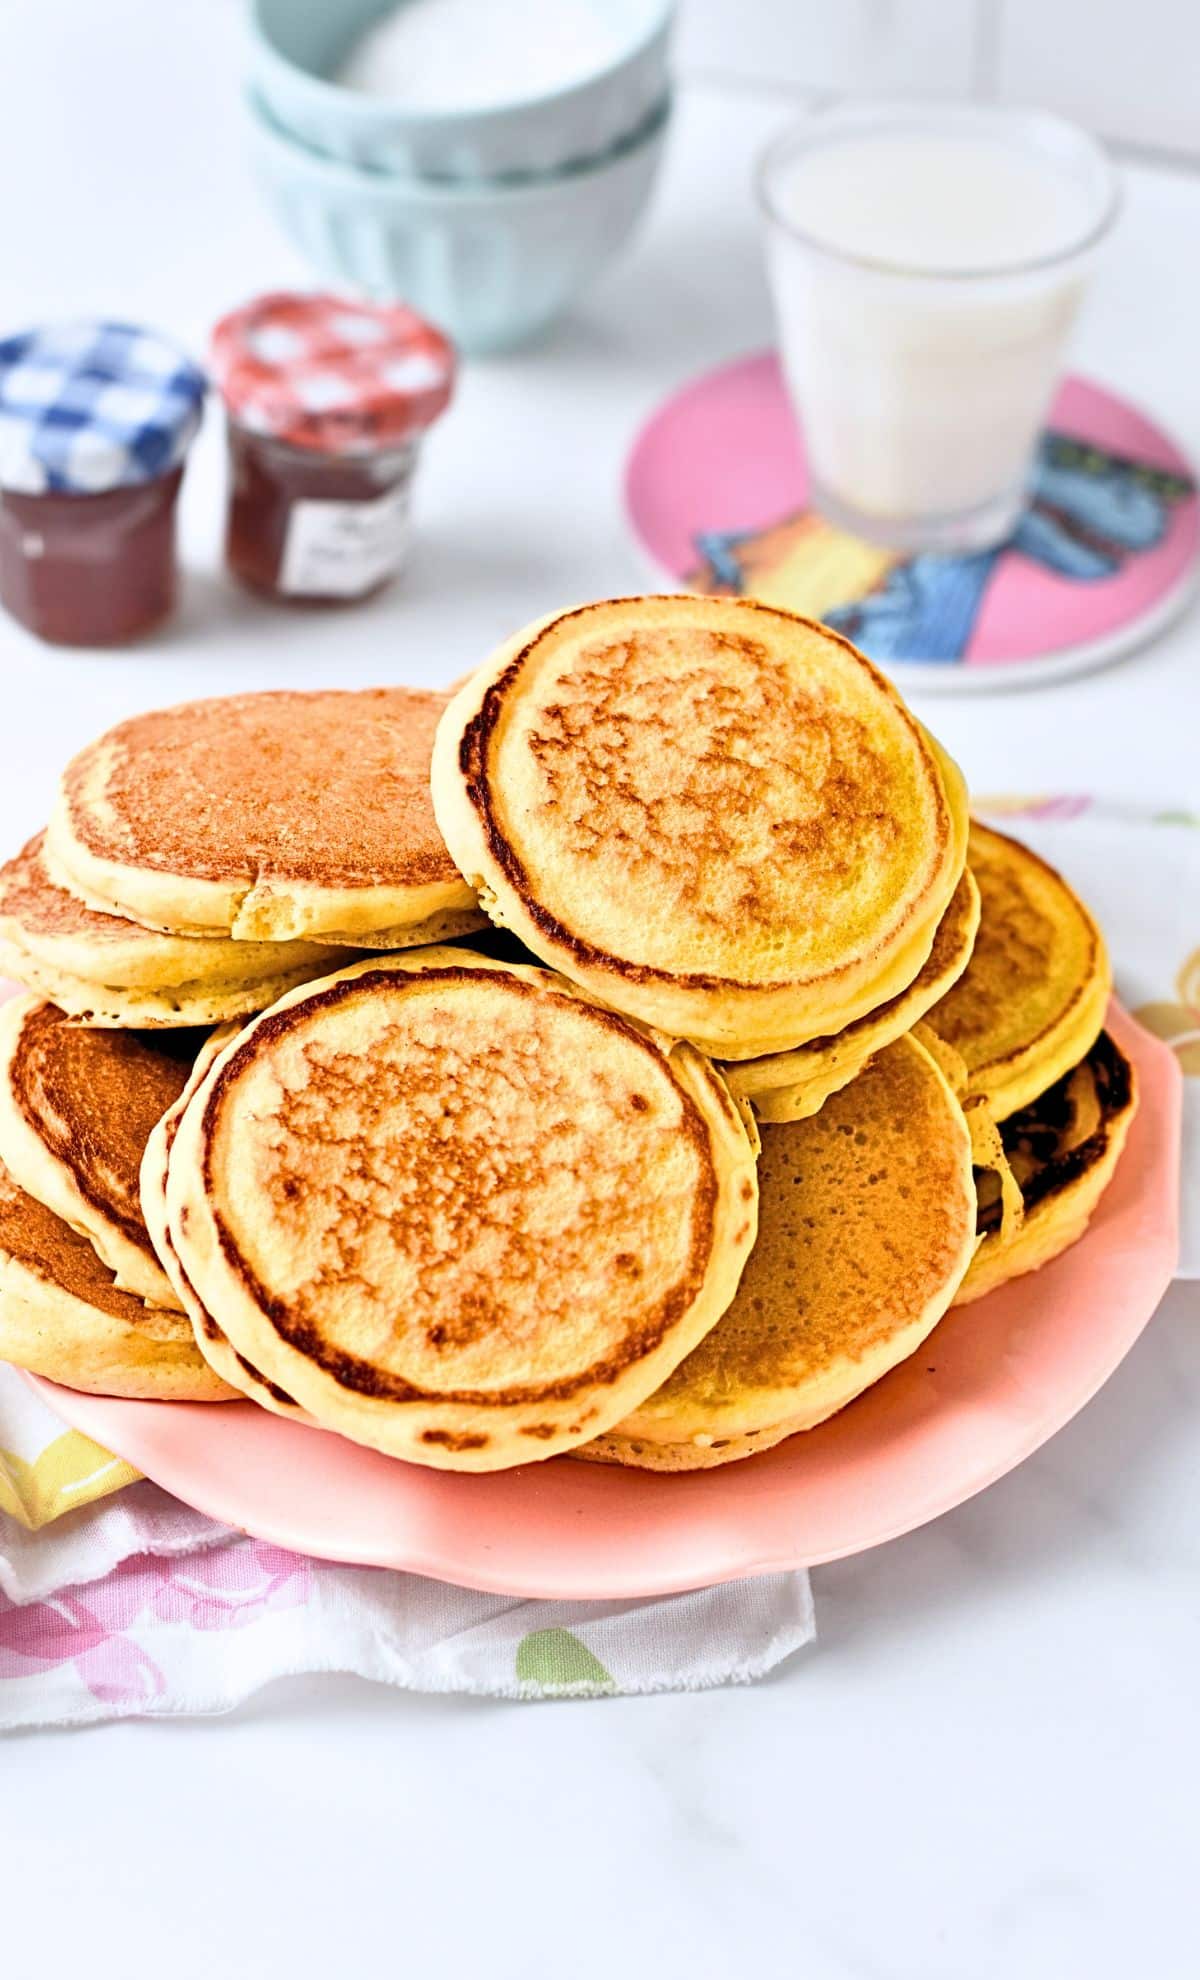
[166,949,760,1470]
[927,821,1110,1121]
[0,1154,232,1400]
[0,833,347,988]
[140,1024,307,1421]
[957,1028,1136,1304]
[431,597,969,1060]
[0,832,367,1027]
[300,910,488,950]
[0,933,360,1031]
[47,688,481,942]
[0,995,201,1308]
[726,866,980,1119]
[35,832,485,958]
[578,1034,976,1470]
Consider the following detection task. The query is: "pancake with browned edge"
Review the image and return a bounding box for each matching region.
[165,949,759,1469]
[725,866,980,1120]
[579,1033,976,1470]
[431,597,969,1060]
[956,1028,1136,1304]
[927,821,1110,1121]
[1,832,349,987]
[0,995,200,1307]
[140,1023,308,1421]
[0,1154,232,1401]
[47,688,484,943]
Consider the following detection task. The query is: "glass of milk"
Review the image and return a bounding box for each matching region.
[758,101,1119,552]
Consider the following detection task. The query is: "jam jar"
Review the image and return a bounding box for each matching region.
[209,293,455,605]
[0,322,205,647]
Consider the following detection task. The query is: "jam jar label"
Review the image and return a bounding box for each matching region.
[279,484,411,597]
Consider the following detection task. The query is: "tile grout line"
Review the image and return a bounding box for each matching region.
[678,67,1200,177]
[971,0,1005,101]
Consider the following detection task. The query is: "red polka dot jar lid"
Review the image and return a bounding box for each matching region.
[209,292,455,455]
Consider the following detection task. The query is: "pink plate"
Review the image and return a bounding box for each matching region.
[30,1003,1180,1601]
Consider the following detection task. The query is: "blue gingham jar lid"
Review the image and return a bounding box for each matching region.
[0,321,206,495]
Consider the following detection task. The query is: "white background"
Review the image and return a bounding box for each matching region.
[682,0,1200,159]
[1,5,1198,1976]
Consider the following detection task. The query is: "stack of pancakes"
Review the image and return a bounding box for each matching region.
[0,687,485,1024]
[0,597,1134,1473]
[0,685,485,1400]
[927,820,1134,1307]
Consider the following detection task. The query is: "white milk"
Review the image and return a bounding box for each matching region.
[337,0,624,110]
[761,109,1117,549]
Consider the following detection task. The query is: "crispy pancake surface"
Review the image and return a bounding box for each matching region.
[927,822,1109,1120]
[165,950,760,1469]
[579,1034,976,1470]
[0,1153,232,1400]
[0,996,201,1307]
[47,688,479,942]
[957,1029,1136,1305]
[726,866,980,1119]
[432,597,968,1059]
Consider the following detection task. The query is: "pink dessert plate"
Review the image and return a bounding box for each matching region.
[29,1002,1180,1602]
[625,356,1200,692]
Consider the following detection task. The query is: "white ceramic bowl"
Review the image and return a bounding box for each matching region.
[247,92,671,353]
[249,0,674,181]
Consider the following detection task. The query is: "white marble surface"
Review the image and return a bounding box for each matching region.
[1,6,1198,1973]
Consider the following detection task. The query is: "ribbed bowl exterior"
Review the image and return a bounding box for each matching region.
[250,0,674,181]
[248,96,671,353]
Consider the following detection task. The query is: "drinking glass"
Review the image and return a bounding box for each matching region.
[757,101,1120,553]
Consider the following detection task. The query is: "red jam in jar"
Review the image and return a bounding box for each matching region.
[0,323,204,647]
[210,293,455,606]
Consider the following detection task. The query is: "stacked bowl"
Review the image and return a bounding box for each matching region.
[247,0,675,352]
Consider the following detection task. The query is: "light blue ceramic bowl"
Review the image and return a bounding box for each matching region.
[247,90,671,353]
[249,0,674,181]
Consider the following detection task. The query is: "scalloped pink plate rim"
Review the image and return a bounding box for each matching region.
[28,1002,1180,1601]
